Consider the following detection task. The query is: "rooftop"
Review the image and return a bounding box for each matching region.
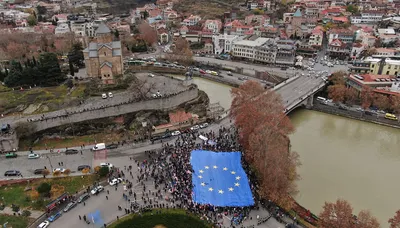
[233,37,270,47]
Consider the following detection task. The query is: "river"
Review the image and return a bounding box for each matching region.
[180,76,400,226]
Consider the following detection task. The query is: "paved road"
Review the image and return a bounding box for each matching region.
[276,76,325,110]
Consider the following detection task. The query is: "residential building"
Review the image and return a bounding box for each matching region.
[254,39,277,64]
[346,73,400,96]
[327,39,351,59]
[328,28,355,44]
[350,57,400,76]
[224,20,254,36]
[70,19,86,36]
[83,23,123,84]
[308,26,323,48]
[275,39,296,65]
[372,48,400,58]
[202,40,214,54]
[212,34,243,54]
[181,15,201,26]
[203,20,222,34]
[350,11,384,24]
[54,23,70,34]
[231,37,270,61]
[157,27,169,43]
[245,14,270,26]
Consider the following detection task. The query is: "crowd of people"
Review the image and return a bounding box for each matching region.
[117,126,296,228]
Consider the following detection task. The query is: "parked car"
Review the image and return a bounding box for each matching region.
[227,71,233,76]
[199,123,209,129]
[34,168,45,175]
[148,73,155,77]
[171,130,181,136]
[108,92,113,98]
[37,220,50,228]
[101,93,107,99]
[91,185,104,195]
[63,201,77,212]
[65,149,78,155]
[109,178,123,186]
[53,168,66,173]
[28,153,40,159]
[5,152,17,158]
[4,170,21,176]
[190,125,200,131]
[77,193,90,203]
[77,165,91,171]
[47,211,62,222]
[106,144,118,149]
[199,69,206,74]
[100,163,113,169]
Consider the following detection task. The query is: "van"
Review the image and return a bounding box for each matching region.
[91,143,105,151]
[316,97,327,102]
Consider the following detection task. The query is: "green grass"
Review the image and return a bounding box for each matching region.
[19,132,123,150]
[0,84,86,114]
[0,175,97,210]
[108,209,212,228]
[0,214,30,228]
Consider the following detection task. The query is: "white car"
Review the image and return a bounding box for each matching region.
[171,131,181,136]
[53,168,66,173]
[101,93,107,99]
[100,163,113,169]
[91,185,104,195]
[28,153,40,159]
[199,123,209,129]
[37,220,50,228]
[205,70,212,74]
[108,92,113,98]
[148,73,155,77]
[190,125,200,131]
[109,178,123,186]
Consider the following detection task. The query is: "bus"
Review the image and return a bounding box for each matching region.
[385,113,398,121]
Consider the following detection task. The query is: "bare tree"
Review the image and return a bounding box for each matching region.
[129,77,156,100]
[138,22,157,46]
[165,37,193,66]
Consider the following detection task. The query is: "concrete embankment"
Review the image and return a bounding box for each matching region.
[310,102,400,129]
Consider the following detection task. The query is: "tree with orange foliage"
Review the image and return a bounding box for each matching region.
[138,22,157,46]
[373,94,391,111]
[357,210,380,228]
[329,71,347,85]
[319,199,380,228]
[361,86,374,109]
[318,199,355,228]
[165,37,193,66]
[230,80,299,208]
[391,96,400,114]
[328,84,347,103]
[389,209,400,228]
[63,169,71,176]
[345,88,358,105]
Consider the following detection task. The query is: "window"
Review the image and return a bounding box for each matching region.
[104,52,107,56]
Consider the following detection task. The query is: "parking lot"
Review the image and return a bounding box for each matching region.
[0,151,94,179]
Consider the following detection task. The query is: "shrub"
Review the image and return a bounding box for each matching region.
[98,166,109,177]
[37,183,51,197]
[21,210,31,217]
[82,168,90,174]
[63,169,71,176]
[53,170,61,176]
[11,204,20,212]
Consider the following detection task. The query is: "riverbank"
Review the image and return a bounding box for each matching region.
[310,102,400,129]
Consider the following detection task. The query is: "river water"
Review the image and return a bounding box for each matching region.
[179,76,400,226]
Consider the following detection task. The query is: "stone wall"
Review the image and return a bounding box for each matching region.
[27,88,198,133]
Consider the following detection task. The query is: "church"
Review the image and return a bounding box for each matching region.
[83,23,123,84]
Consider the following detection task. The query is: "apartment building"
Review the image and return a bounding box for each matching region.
[231,37,270,61]
[181,15,201,26]
[212,34,243,54]
[350,11,385,24]
[350,57,400,76]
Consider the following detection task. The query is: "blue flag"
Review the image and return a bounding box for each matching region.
[190,150,254,206]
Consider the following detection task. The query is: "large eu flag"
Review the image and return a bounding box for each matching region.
[190,150,254,207]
